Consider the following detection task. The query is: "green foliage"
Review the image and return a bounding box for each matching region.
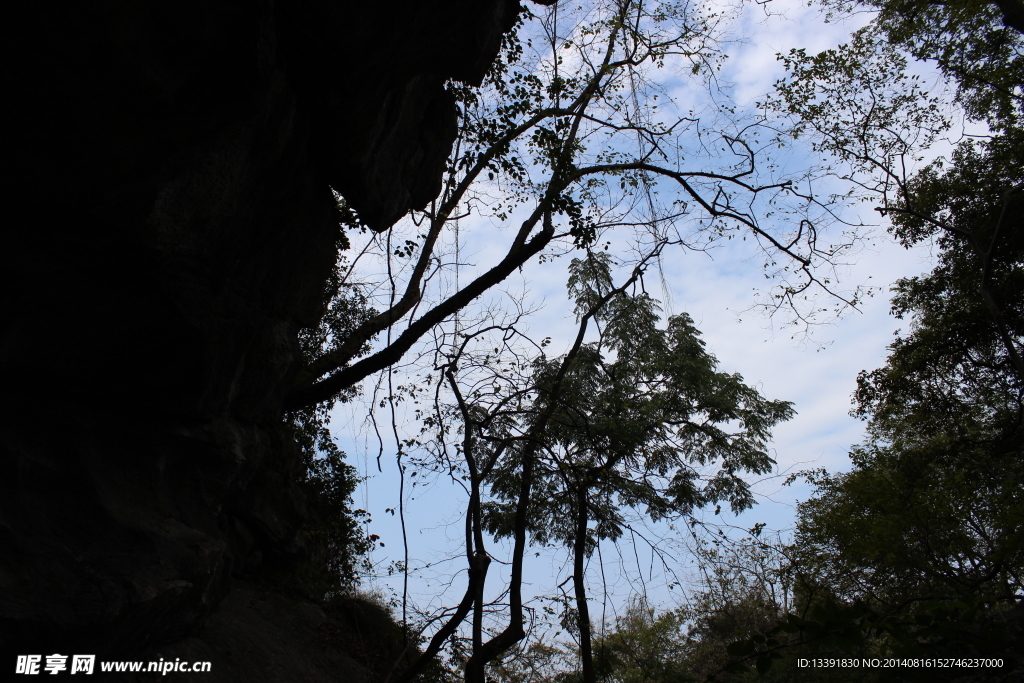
[296,246,379,395]
[287,250,377,593]
[799,185,1024,602]
[419,246,794,682]
[544,552,840,683]
[671,541,814,683]
[486,641,578,683]
[481,252,795,551]
[592,600,692,683]
[427,252,795,682]
[850,0,1024,128]
[285,393,373,593]
[773,0,1024,299]
[302,445,373,592]
[764,0,1024,672]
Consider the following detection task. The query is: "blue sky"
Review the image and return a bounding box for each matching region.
[326,0,940,638]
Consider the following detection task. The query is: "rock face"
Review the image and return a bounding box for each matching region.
[128,583,375,683]
[3,0,518,665]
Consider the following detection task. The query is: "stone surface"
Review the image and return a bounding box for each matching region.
[126,582,372,683]
[3,0,519,665]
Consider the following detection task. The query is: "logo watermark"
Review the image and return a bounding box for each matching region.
[15,655,211,675]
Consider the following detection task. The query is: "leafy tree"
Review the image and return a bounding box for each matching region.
[592,599,692,683]
[788,212,1024,659]
[765,0,1024,670]
[773,0,1024,378]
[484,253,792,681]
[676,540,796,682]
[488,641,577,683]
[549,539,844,683]
[403,250,793,683]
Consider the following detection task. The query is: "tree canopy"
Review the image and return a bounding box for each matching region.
[737,0,1024,673]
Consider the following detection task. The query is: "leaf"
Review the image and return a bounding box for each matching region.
[726,639,756,657]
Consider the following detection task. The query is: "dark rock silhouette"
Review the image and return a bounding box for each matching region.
[3,0,519,672]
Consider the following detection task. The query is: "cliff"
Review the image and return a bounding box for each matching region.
[2,0,519,674]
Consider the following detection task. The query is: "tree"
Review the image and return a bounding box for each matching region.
[284,0,862,416]
[574,537,845,683]
[592,599,691,683]
[773,0,1024,379]
[399,250,793,683]
[767,0,1024,669]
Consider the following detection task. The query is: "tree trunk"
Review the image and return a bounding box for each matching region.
[574,483,595,683]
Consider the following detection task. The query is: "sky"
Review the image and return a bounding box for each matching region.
[326,0,939,638]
